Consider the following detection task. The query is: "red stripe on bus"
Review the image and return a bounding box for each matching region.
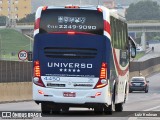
[104,20,111,35]
[34,18,40,30]
[113,49,129,76]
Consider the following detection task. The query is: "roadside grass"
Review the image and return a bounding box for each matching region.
[0,28,33,61]
[135,52,145,60]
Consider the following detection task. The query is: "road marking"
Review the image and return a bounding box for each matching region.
[128,106,160,120]
[143,105,160,111]
[128,117,152,120]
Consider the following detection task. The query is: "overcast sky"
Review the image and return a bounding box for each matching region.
[31,0,160,12]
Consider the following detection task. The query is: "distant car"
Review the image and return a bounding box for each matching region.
[136,46,143,52]
[129,77,149,93]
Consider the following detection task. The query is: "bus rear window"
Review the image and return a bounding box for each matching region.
[39,9,103,35]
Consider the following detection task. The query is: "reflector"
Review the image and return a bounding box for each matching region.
[38,90,44,94]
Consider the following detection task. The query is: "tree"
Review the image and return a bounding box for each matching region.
[17,13,35,23]
[0,16,7,26]
[126,0,160,20]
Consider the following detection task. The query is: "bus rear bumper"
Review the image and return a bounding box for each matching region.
[33,84,111,105]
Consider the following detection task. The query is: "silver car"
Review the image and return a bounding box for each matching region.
[129,77,149,93]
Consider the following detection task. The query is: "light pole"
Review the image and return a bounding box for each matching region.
[9,0,16,27]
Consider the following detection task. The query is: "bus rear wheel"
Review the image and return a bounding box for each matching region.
[41,103,51,114]
[104,104,112,115]
[115,103,123,112]
[51,104,61,114]
[61,106,69,112]
[94,104,103,114]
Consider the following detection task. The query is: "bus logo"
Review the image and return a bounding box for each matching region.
[58,16,86,24]
[47,62,92,73]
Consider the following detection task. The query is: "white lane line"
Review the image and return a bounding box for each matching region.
[143,105,160,111]
[128,106,160,120]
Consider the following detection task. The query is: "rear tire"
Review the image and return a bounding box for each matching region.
[52,105,61,114]
[145,89,148,93]
[41,103,51,114]
[104,104,112,115]
[115,103,123,112]
[61,106,69,112]
[94,105,103,114]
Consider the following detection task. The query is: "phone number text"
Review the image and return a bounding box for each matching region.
[47,24,97,30]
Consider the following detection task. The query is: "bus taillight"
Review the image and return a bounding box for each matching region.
[33,61,45,87]
[100,62,107,79]
[34,61,40,77]
[34,18,40,30]
[94,62,108,89]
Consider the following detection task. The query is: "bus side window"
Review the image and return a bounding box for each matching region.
[120,50,128,67]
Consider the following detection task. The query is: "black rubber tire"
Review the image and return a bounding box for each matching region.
[145,89,148,93]
[115,103,123,112]
[61,106,69,112]
[41,103,51,114]
[52,105,61,114]
[104,104,112,115]
[94,105,103,114]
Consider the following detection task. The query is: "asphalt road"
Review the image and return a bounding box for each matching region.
[0,72,160,120]
[138,43,160,61]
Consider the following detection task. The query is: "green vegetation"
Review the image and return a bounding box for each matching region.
[0,16,7,26]
[134,52,145,60]
[126,1,160,21]
[0,28,33,60]
[17,13,35,23]
[126,1,160,41]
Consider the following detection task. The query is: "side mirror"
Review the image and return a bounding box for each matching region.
[27,51,33,61]
[131,47,136,58]
[128,36,136,58]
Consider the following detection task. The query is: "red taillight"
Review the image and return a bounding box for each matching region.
[34,18,40,30]
[94,62,108,89]
[144,82,147,86]
[100,63,107,79]
[129,83,132,86]
[33,61,45,87]
[42,6,48,11]
[34,61,40,77]
[65,6,79,8]
[97,8,103,12]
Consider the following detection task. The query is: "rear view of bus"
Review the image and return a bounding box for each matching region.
[33,6,131,114]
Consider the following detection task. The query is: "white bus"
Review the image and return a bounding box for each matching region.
[32,5,136,114]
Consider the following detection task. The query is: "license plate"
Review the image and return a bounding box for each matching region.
[134,83,140,86]
[63,92,76,97]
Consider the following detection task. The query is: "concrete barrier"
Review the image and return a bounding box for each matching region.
[0,58,160,102]
[129,64,160,79]
[0,82,32,102]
